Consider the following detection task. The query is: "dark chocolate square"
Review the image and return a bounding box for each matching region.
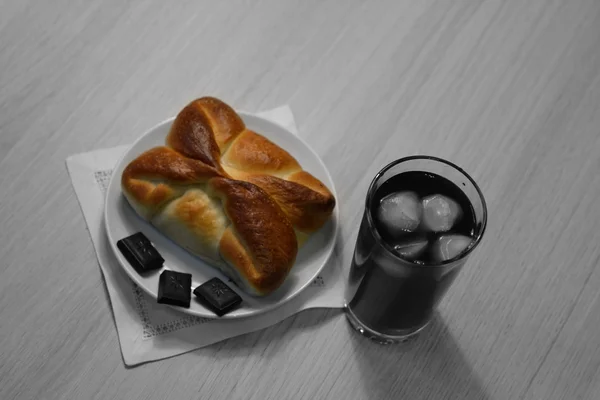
[157,270,192,308]
[117,232,164,273]
[194,278,242,316]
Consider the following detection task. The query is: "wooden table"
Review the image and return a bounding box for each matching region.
[2,1,600,399]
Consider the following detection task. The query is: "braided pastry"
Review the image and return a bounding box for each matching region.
[121,97,335,296]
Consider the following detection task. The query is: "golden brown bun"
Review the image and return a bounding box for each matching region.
[121,97,335,296]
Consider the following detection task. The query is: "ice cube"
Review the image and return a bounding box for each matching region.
[422,194,462,232]
[394,238,428,260]
[377,191,422,236]
[432,234,472,262]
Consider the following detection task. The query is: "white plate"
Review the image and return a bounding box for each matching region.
[104,112,338,319]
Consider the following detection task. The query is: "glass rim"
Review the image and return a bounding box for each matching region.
[365,155,488,268]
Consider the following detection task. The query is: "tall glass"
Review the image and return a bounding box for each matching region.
[344,156,487,344]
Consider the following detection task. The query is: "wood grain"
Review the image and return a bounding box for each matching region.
[1,0,600,399]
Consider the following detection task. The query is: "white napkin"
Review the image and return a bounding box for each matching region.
[66,106,345,367]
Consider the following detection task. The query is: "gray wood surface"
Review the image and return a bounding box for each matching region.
[1,0,600,399]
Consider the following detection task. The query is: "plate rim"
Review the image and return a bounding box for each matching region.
[103,111,339,319]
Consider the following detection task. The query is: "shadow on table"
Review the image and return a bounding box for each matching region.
[348,313,489,400]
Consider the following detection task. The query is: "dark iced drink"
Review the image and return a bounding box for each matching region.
[345,157,487,343]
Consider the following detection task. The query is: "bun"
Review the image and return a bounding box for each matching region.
[122,97,335,295]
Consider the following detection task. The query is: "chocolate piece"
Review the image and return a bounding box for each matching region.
[117,232,164,273]
[194,278,242,316]
[157,270,192,308]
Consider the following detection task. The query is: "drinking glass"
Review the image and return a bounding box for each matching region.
[344,156,488,344]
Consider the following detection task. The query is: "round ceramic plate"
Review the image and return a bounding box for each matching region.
[104,112,338,319]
